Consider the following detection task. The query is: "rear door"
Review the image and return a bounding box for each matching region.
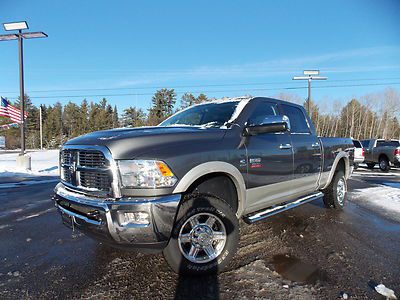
[281,104,321,195]
[245,99,294,211]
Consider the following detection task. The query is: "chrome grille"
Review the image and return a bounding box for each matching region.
[60,148,113,196]
[61,168,73,184]
[61,149,73,165]
[80,171,111,191]
[79,150,106,167]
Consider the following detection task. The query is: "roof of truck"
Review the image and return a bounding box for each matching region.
[208,96,304,108]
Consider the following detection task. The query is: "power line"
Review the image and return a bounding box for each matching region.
[5,81,400,100]
[1,77,400,95]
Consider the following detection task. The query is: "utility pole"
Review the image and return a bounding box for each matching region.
[293,70,327,115]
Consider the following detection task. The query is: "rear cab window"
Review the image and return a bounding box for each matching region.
[377,140,400,147]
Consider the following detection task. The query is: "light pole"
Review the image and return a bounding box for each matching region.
[292,70,327,115]
[0,21,47,166]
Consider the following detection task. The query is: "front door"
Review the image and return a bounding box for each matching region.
[244,100,294,211]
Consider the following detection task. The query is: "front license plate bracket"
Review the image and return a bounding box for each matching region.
[61,212,75,231]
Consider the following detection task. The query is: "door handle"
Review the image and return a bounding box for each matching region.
[279,143,292,149]
[311,143,320,149]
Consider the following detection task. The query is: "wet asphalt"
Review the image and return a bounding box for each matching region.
[0,167,399,299]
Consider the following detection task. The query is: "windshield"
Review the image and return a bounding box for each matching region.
[160,101,240,127]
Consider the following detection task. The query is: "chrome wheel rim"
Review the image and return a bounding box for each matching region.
[178,213,227,264]
[380,160,387,170]
[336,178,346,205]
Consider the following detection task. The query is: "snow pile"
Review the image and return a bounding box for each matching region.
[0,150,59,177]
[350,183,400,221]
[375,283,397,299]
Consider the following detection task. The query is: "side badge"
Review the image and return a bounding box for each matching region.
[249,157,262,169]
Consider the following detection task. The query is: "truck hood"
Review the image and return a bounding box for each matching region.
[64,126,227,159]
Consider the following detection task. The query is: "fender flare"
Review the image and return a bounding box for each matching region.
[172,161,247,217]
[320,151,350,190]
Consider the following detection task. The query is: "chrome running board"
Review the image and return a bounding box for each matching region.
[243,192,324,224]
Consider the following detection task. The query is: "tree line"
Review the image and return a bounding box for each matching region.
[280,87,400,141]
[0,87,399,149]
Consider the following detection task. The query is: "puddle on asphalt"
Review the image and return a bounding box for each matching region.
[272,254,327,284]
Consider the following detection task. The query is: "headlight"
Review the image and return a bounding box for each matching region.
[117,160,178,188]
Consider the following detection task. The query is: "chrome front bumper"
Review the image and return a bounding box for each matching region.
[53,183,181,251]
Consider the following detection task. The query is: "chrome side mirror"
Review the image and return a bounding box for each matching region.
[244,115,290,136]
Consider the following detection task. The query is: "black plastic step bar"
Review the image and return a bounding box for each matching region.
[243,191,324,224]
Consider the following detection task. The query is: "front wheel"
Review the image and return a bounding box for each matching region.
[323,170,347,210]
[163,194,239,275]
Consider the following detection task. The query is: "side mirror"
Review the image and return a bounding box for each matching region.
[244,115,290,136]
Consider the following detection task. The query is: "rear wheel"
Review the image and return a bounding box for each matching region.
[353,163,359,170]
[379,156,390,172]
[323,170,347,210]
[366,163,375,169]
[163,194,239,275]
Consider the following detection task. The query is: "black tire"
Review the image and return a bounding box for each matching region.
[322,170,347,210]
[353,163,359,170]
[163,194,239,275]
[366,163,375,169]
[379,156,390,172]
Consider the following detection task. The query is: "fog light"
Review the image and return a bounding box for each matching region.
[120,212,150,226]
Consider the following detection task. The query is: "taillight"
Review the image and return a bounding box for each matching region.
[395,149,400,156]
[361,148,365,157]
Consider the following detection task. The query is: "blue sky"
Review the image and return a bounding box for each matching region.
[0,0,399,111]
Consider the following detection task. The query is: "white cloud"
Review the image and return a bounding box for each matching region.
[114,46,400,86]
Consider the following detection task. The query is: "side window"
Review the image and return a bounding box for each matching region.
[281,104,310,134]
[247,101,278,125]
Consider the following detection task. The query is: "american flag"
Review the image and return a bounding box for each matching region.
[0,97,27,124]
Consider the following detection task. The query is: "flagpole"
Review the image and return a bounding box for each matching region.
[39,105,43,150]
[18,29,25,155]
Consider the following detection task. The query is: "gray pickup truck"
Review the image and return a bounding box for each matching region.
[53,97,354,275]
[360,139,400,171]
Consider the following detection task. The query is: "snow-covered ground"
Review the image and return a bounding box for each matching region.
[350,181,400,222]
[0,150,59,177]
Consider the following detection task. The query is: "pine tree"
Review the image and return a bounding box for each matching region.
[180,93,196,109]
[112,105,119,128]
[148,88,177,125]
[79,99,89,135]
[196,93,208,104]
[43,102,63,147]
[63,102,81,138]
[122,107,146,127]
[106,104,114,129]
